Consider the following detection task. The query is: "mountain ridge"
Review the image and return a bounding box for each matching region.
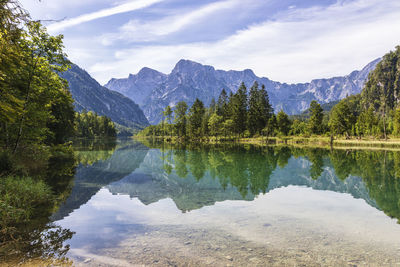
[61,64,150,129]
[105,58,381,124]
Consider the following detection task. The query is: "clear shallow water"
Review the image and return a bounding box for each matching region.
[10,140,400,266]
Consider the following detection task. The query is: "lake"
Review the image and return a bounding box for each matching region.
[8,140,400,266]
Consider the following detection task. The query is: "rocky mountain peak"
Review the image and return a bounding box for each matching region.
[137,67,165,78]
[172,59,215,75]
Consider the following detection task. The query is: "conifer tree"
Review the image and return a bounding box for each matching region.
[231,82,248,135]
[258,84,273,133]
[188,98,205,138]
[217,89,229,119]
[248,81,260,136]
[308,100,323,134]
[174,101,188,137]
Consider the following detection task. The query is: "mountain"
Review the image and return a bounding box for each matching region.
[61,64,149,129]
[51,141,149,221]
[106,148,375,213]
[105,58,381,124]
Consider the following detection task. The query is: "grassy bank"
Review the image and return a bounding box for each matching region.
[134,135,400,150]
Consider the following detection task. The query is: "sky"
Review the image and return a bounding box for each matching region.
[20,0,400,85]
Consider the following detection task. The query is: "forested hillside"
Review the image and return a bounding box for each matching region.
[61,64,149,130]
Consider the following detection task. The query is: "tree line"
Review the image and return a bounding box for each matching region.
[75,111,116,139]
[139,46,400,140]
[138,81,327,139]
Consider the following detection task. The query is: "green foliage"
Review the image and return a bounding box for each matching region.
[394,107,400,136]
[0,3,79,263]
[208,113,223,136]
[329,100,356,136]
[163,105,173,124]
[188,98,205,138]
[248,82,273,136]
[290,119,308,135]
[139,82,275,139]
[276,110,291,136]
[222,119,234,137]
[230,82,248,135]
[75,111,116,139]
[0,4,77,152]
[356,107,379,136]
[361,46,400,113]
[174,101,188,137]
[217,88,229,120]
[308,100,323,134]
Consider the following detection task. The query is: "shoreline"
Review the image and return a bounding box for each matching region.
[133,135,400,151]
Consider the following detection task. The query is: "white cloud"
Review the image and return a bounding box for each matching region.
[101,0,246,45]
[88,0,400,84]
[47,0,164,33]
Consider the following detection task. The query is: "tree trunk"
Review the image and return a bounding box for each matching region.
[13,55,37,154]
[383,112,387,141]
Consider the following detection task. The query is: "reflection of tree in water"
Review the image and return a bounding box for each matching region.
[74,138,117,166]
[150,143,280,198]
[1,223,74,266]
[305,148,326,180]
[188,149,207,181]
[174,149,189,178]
[329,150,400,223]
[143,142,400,223]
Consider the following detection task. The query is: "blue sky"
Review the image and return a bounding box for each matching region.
[20,0,400,84]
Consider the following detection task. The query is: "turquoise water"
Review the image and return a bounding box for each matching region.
[13,140,400,266]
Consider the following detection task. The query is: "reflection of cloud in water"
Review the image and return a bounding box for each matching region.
[61,185,400,260]
[53,145,400,265]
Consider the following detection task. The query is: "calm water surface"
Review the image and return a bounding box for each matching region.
[10,140,400,266]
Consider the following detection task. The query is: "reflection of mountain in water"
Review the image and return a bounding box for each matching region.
[51,141,149,221]
[53,143,400,223]
[106,148,376,213]
[107,150,254,212]
[268,157,377,208]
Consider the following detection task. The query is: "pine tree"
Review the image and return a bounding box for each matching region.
[247,81,259,136]
[174,101,188,137]
[231,82,248,136]
[258,84,273,133]
[209,98,216,114]
[308,100,323,134]
[188,99,205,138]
[217,89,228,119]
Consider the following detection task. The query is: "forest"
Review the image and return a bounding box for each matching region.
[138,46,400,142]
